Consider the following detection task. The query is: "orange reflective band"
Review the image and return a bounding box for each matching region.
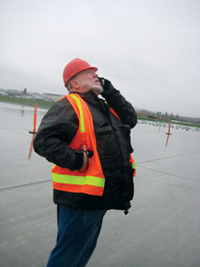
[53,182,104,196]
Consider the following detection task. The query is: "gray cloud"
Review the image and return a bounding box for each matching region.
[0,0,200,117]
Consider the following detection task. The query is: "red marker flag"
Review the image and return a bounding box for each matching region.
[28,103,37,160]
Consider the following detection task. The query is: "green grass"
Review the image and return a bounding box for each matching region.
[0,95,54,109]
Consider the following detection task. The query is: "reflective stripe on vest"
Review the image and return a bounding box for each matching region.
[52,173,105,196]
[130,155,136,177]
[52,93,105,196]
[70,94,85,133]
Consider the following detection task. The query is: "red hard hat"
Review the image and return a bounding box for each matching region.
[63,58,98,87]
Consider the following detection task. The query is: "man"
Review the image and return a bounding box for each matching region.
[33,58,137,267]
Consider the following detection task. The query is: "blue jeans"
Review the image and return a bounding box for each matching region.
[46,205,106,267]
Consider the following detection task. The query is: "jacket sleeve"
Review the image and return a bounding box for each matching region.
[101,82,137,128]
[33,98,83,170]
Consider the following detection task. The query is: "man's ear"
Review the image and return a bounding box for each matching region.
[71,79,80,90]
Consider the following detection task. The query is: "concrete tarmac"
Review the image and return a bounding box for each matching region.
[0,102,200,267]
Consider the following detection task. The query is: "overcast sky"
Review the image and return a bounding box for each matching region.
[0,0,199,117]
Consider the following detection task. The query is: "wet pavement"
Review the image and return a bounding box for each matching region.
[0,102,200,267]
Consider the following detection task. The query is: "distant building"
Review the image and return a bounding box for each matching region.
[43,93,65,102]
[6,89,21,95]
[31,93,44,100]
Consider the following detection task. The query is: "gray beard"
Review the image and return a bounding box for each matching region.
[78,79,103,94]
[91,84,103,94]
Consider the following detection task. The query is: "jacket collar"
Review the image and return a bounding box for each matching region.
[69,89,100,108]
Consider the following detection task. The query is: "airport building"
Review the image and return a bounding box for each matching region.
[42,93,65,102]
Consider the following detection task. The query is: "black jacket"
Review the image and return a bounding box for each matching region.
[34,88,137,212]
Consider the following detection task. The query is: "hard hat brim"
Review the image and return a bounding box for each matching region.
[69,66,98,81]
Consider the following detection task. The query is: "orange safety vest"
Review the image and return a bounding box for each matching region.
[52,93,105,196]
[52,93,136,197]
